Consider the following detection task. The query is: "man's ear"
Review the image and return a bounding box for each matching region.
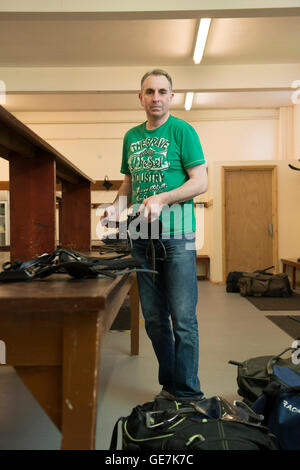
[138,92,143,106]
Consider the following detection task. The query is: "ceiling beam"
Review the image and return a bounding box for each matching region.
[1,65,300,94]
[0,1,300,19]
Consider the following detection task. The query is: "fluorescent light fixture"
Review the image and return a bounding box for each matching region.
[185,92,194,111]
[193,18,211,64]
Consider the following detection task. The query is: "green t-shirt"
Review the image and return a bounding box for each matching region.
[121,114,205,236]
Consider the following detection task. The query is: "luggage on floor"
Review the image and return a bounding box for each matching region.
[238,271,292,297]
[226,266,292,297]
[109,395,280,451]
[226,271,244,293]
[252,363,300,450]
[229,346,300,406]
[230,345,300,449]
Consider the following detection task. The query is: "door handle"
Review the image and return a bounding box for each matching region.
[268,223,273,236]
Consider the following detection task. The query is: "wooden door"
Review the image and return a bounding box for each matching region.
[223,166,278,279]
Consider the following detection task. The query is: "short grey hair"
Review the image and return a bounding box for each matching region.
[141,69,173,91]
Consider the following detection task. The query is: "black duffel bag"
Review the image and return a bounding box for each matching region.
[229,345,300,406]
[109,396,279,451]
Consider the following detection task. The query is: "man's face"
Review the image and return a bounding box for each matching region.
[139,74,174,122]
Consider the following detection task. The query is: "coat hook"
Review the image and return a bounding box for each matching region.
[102,175,113,190]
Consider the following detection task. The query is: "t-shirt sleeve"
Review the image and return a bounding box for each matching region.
[120,132,131,175]
[179,122,205,169]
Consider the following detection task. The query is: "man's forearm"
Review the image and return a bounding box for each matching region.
[160,177,207,205]
[141,164,208,221]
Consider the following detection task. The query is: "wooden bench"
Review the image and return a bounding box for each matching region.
[281,258,300,289]
[196,255,210,280]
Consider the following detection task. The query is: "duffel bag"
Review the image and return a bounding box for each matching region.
[238,272,292,297]
[109,395,280,451]
[226,271,244,293]
[229,345,300,406]
[252,362,300,450]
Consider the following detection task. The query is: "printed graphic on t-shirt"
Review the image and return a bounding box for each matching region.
[128,137,170,203]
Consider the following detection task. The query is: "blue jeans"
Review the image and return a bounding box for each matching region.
[132,233,203,398]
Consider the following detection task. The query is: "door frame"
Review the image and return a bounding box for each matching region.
[221,165,278,283]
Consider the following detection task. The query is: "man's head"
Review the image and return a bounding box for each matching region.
[139,69,174,126]
[140,69,173,92]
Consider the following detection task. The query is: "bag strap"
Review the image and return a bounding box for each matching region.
[264,384,300,397]
[266,346,298,375]
[109,416,125,450]
[254,266,274,274]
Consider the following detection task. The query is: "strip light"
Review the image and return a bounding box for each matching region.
[193,18,211,64]
[185,92,194,111]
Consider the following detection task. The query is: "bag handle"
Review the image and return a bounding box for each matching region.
[109,416,125,450]
[266,346,298,375]
[254,266,274,275]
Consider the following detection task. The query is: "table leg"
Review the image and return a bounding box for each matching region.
[293,267,296,289]
[60,180,91,252]
[282,263,287,273]
[61,310,101,450]
[129,276,140,356]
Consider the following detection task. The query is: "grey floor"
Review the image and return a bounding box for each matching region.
[0,281,296,450]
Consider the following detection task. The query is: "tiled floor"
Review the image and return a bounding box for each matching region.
[0,280,296,450]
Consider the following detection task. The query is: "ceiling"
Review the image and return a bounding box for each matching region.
[1,13,300,111]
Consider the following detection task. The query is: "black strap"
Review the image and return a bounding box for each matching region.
[254,266,275,274]
[0,248,157,282]
[109,417,125,451]
[266,346,298,375]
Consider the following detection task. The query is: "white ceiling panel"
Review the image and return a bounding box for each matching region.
[0,13,300,112]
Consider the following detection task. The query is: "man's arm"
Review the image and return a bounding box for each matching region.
[142,164,207,220]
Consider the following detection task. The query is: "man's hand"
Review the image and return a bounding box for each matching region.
[141,193,166,221]
[100,204,120,227]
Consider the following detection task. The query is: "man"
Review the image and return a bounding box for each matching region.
[102,69,207,400]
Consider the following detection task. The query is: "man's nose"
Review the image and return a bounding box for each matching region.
[152,90,160,101]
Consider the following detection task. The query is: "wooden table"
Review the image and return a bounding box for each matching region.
[281,258,300,289]
[0,272,139,450]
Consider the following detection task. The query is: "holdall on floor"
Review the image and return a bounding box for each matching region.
[226,266,275,294]
[109,396,280,451]
[226,271,245,293]
[238,272,292,297]
[229,346,300,406]
[251,366,300,450]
